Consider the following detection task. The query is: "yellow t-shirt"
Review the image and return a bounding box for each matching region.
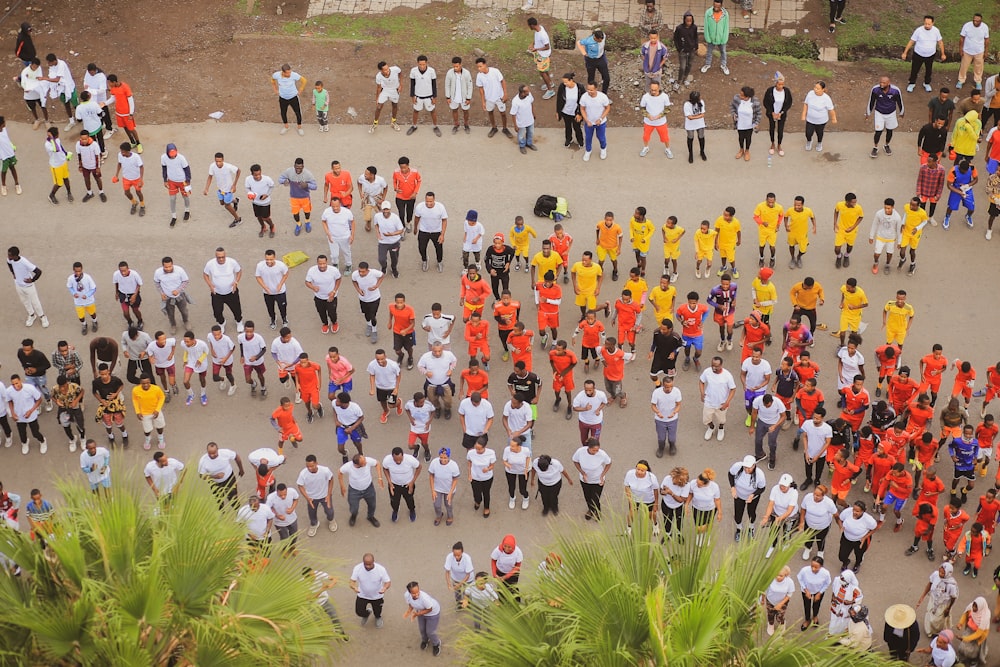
[510,225,537,249]
[624,277,649,304]
[753,202,783,235]
[648,285,676,322]
[840,285,867,312]
[694,229,718,256]
[751,278,778,315]
[662,225,685,250]
[596,222,624,250]
[714,217,741,248]
[629,218,655,252]
[531,251,563,279]
[834,201,864,235]
[901,206,929,236]
[785,207,814,236]
[884,302,915,330]
[571,262,603,294]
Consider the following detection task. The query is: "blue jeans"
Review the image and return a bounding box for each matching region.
[704,43,728,69]
[24,375,50,401]
[517,124,534,148]
[584,123,607,152]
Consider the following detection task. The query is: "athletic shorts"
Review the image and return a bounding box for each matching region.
[1,156,17,173]
[217,190,235,205]
[336,425,363,445]
[279,426,303,443]
[834,229,859,247]
[882,491,906,511]
[873,238,895,254]
[947,191,974,212]
[682,334,704,351]
[61,90,79,107]
[407,431,430,446]
[299,387,319,406]
[413,97,435,111]
[154,365,176,378]
[713,311,735,327]
[954,467,975,481]
[123,177,142,191]
[574,293,597,310]
[140,413,166,431]
[117,290,140,307]
[900,229,922,249]
[595,246,618,262]
[448,98,471,111]
[377,89,400,105]
[695,248,713,261]
[663,244,681,260]
[290,197,311,215]
[211,362,233,377]
[787,232,808,252]
[717,244,736,262]
[977,446,991,461]
[758,230,777,247]
[74,304,97,318]
[839,311,862,332]
[552,373,575,393]
[115,114,137,131]
[375,387,397,404]
[101,410,125,427]
[537,311,559,330]
[534,54,551,73]
[468,342,490,358]
[885,327,907,345]
[873,111,898,131]
[642,124,669,144]
[50,163,70,186]
[484,99,506,113]
[328,379,354,394]
[166,180,188,196]
[253,204,271,219]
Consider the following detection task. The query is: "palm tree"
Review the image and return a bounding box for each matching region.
[457,509,902,666]
[0,467,344,666]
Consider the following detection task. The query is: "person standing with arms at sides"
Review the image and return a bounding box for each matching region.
[106,75,141,153]
[429,447,460,525]
[785,196,817,270]
[917,117,948,165]
[244,164,276,238]
[729,455,766,540]
[639,82,673,159]
[573,438,612,519]
[579,82,611,162]
[407,55,440,136]
[254,250,288,330]
[683,91,707,164]
[322,160,352,215]
[375,202,405,278]
[271,64,306,135]
[311,79,329,132]
[421,303,455,351]
[132,373,165,450]
[713,207,741,278]
[279,157,317,236]
[45,126,74,205]
[648,318,683,387]
[651,376,682,457]
[896,198,929,275]
[693,219,718,279]
[595,212,624,281]
[351,554,391,629]
[868,198,903,275]
[731,86,760,162]
[832,194,863,269]
[392,157,420,233]
[15,23,35,67]
[865,76,904,159]
[510,85,537,155]
[370,61,402,133]
[383,446,421,522]
[67,262,99,335]
[527,18,556,99]
[535,271,562,349]
[577,29,610,93]
[753,194,783,269]
[904,17,948,93]
[674,12,697,86]
[203,247,244,333]
[203,152,241,228]
[463,211,485,269]
[708,274,737,352]
[660,216,685,281]
[320,197,355,274]
[111,142,145,217]
[751,269,777,328]
[389,293,416,370]
[957,14,990,90]
[640,30,668,93]
[0,117,22,197]
[509,217,536,271]
[304,255,342,335]
[368,349,403,424]
[916,152,946,224]
[555,72,584,148]
[239,322,268,397]
[700,356,737,442]
[484,234,514,300]
[160,143,191,227]
[121,327,152,385]
[701,0,730,76]
[414,191,448,273]
[475,57,512,138]
[763,73,792,157]
[208,325,238,397]
[445,56,473,134]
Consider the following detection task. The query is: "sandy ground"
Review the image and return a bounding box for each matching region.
[0,120,997,665]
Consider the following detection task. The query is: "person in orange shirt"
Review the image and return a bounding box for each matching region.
[913,464,945,505]
[292,353,323,423]
[255,462,276,501]
[911,434,941,497]
[839,375,870,433]
[950,358,977,415]
[535,271,562,348]
[792,350,819,386]
[269,396,302,455]
[793,377,824,442]
[392,156,421,231]
[600,336,628,408]
[906,502,938,559]
[612,289,643,352]
[388,292,416,370]
[108,75,141,151]
[464,310,491,369]
[873,343,901,398]
[594,211,624,281]
[854,425,879,489]
[869,443,895,499]
[877,462,914,531]
[976,361,1000,418]
[740,311,770,363]
[888,367,921,416]
[492,290,520,362]
[458,358,489,398]
[323,160,353,208]
[549,340,578,418]
[975,487,1000,536]
[918,343,948,407]
[548,224,573,284]
[882,421,913,465]
[829,448,860,509]
[507,321,535,372]
[572,310,606,373]
[941,498,970,559]
[675,291,710,371]
[459,265,492,323]
[956,521,991,577]
[976,414,998,478]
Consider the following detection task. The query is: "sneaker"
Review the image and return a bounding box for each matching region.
[99,192,107,202]
[815,143,823,152]
[725,340,733,351]
[297,128,305,136]
[639,147,650,157]
[452,125,458,134]
[20,442,27,455]
[583,150,591,162]
[987,229,993,240]
[665,148,674,159]
[138,206,145,217]
[82,322,89,335]
[329,520,338,532]
[700,65,710,73]
[805,141,812,151]
[406,125,417,135]
[966,214,974,228]
[842,256,850,267]
[721,66,730,76]
[923,84,932,93]
[765,546,775,559]
[321,324,329,334]
[870,147,879,158]
[81,192,93,202]
[508,497,516,510]
[717,427,725,441]
[502,128,514,138]
[380,412,388,424]
[731,268,739,279]
[695,268,702,279]
[130,203,138,215]
[48,194,59,205]
[906,84,915,93]
[704,426,714,440]
[375,617,384,628]
[14,185,21,195]
[25,313,36,327]
[200,394,208,406]
[802,548,812,560]
[437,263,443,273]
[521,497,529,510]
[600,148,607,160]
[884,144,892,155]
[542,89,555,100]
[943,215,951,230]
[185,395,193,406]
[391,121,400,132]
[835,256,842,268]
[717,340,725,352]
[228,218,242,228]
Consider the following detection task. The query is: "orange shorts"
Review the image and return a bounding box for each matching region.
[940,424,962,440]
[952,381,972,400]
[116,114,137,131]
[538,311,559,330]
[618,325,636,346]
[713,312,735,327]
[512,354,532,373]
[552,373,575,393]
[280,426,303,443]
[299,388,319,406]
[468,342,490,359]
[166,180,188,195]
[290,197,312,215]
[830,483,851,500]
[123,177,142,191]
[642,123,669,143]
[463,304,485,321]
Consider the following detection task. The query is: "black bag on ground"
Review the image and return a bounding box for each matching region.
[534,194,558,218]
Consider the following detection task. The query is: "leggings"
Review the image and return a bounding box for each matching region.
[804,122,826,143]
[417,231,444,263]
[506,471,528,499]
[737,129,753,150]
[279,97,302,125]
[561,112,583,145]
[802,591,824,623]
[489,272,510,300]
[661,502,684,533]
[471,478,493,510]
[804,525,831,552]
[768,115,786,144]
[733,494,762,526]
[828,0,845,22]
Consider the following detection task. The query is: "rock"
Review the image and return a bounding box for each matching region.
[346,106,358,119]
[473,48,486,57]
[276,6,282,14]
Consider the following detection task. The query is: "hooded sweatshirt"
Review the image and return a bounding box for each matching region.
[951,110,982,157]
[703,5,730,46]
[161,144,192,184]
[674,12,698,53]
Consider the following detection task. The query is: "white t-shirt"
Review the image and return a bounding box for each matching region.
[144,458,184,495]
[689,480,721,512]
[67,272,97,306]
[204,258,242,296]
[7,384,40,423]
[801,493,838,530]
[146,339,176,368]
[351,269,383,303]
[467,448,497,481]
[265,488,299,527]
[405,590,441,616]
[765,575,796,605]
[768,485,800,518]
[640,92,670,126]
[240,333,267,365]
[797,565,832,595]
[368,359,401,389]
[579,91,611,124]
[75,100,103,134]
[297,465,334,500]
[7,256,37,287]
[459,397,494,435]
[153,265,189,296]
[562,83,580,116]
[803,91,835,125]
[255,260,288,295]
[382,453,420,485]
[802,420,833,458]
[572,446,612,483]
[208,334,236,365]
[573,390,608,425]
[684,101,707,130]
[375,66,402,92]
[414,201,448,233]
[375,212,405,244]
[700,368,737,408]
[510,93,535,127]
[271,336,304,365]
[660,474,691,509]
[422,314,455,345]
[198,449,237,482]
[752,396,785,425]
[418,350,457,385]
[910,25,943,57]
[476,67,505,102]
[248,447,285,469]
[76,140,101,170]
[334,401,364,427]
[322,206,354,239]
[533,458,564,486]
[161,153,190,183]
[444,552,475,583]
[80,446,111,485]
[463,221,485,252]
[533,26,552,57]
[48,59,76,94]
[237,503,275,539]
[651,385,682,422]
[245,174,274,205]
[735,98,755,131]
[490,545,523,573]
[428,459,461,493]
[404,400,436,433]
[208,162,238,192]
[358,175,388,206]
[410,65,437,98]
[624,470,659,504]
[728,462,766,500]
[83,70,108,103]
[502,446,531,475]
[502,401,533,433]
[771,88,786,115]
[960,21,990,56]
[741,358,772,390]
[304,265,341,298]
[351,562,391,600]
[837,349,865,389]
[118,153,143,181]
[112,268,142,295]
[340,458,377,490]
[181,339,210,372]
[839,508,877,541]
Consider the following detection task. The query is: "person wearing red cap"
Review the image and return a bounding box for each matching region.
[751,267,777,325]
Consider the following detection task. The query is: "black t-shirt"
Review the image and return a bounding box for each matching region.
[649,331,683,368]
[92,376,124,401]
[507,371,541,401]
[17,349,50,376]
[484,246,515,273]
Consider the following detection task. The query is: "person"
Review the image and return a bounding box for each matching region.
[917,562,958,636]
[144,451,184,501]
[413,191,448,273]
[638,0,663,33]
[600,335,629,407]
[250,251,288,329]
[370,61,401,133]
[676,291,710,370]
[295,454,337,535]
[576,29,609,93]
[153,257,190,335]
[350,554,391,628]
[801,81,836,152]
[623,460,659,535]
[388,293,416,370]
[761,474,800,557]
[402,582,442,656]
[729,454,766,540]
[490,534,524,602]
[865,76,905,158]
[0,117,22,197]
[572,311,605,375]
[785,197,818,270]
[352,263,384,344]
[74,91,106,162]
[403,391,436,460]
[988,167,1000,240]
[407,55,440,136]
[903,16,946,93]
[7,247,46,329]
[14,22,35,67]
[549,339,578,418]
[640,30,668,93]
[121,327,152,385]
[826,569,863,636]
[527,18,555,99]
[368,348,403,425]
[304,255,341,335]
[374,202,404,278]
[762,566,795,636]
[16,339,51,413]
[466,437,497,518]
[837,603,873,650]
[82,63,111,138]
[701,0,730,76]
[263,482,299,548]
[51,374,84,452]
[918,116,949,166]
[382,446,421,522]
[690,468,723,541]
[673,12,697,86]
[64,262,98,335]
[319,197,354,277]
[459,387,493,444]
[279,157,317,236]
[444,56,473,133]
[699,356,737,442]
[418,342,457,420]
[570,251,604,318]
[24,488,55,544]
[474,57,511,137]
[502,391,535,452]
[530,453,573,517]
[428,447,460,525]
[985,73,1000,129]
[956,521,992,578]
[197,441,244,507]
[951,110,982,164]
[339,453,383,528]
[391,156,419,234]
[44,126,75,205]
[130,371,166,450]
[731,86,760,161]
[762,73,792,157]
[508,85,536,156]
[555,72,584,148]
[106,75,141,152]
[39,53,77,131]
[508,217,536,272]
[312,79,329,133]
[502,436,532,510]
[550,224,574,284]
[323,159,353,214]
[203,152,241,228]
[799,483,838,560]
[682,91,707,164]
[332,391,367,463]
[640,81,673,159]
[943,157,979,231]
[236,494,274,552]
[463,572,500,630]
[579,82,610,162]
[883,603,920,661]
[954,596,990,664]
[572,438,612,519]
[709,272,738,351]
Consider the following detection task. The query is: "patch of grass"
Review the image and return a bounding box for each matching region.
[737,31,819,60]
[550,21,575,50]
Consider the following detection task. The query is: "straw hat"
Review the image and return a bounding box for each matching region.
[884,604,916,629]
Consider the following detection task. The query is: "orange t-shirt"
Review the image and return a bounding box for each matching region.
[795,388,824,417]
[460,368,489,397]
[549,233,572,259]
[831,459,860,494]
[493,301,520,331]
[461,276,492,309]
[615,300,642,329]
[600,347,625,382]
[953,361,976,389]
[977,422,1000,450]
[109,82,133,115]
[294,363,321,393]
[549,349,578,376]
[392,169,422,201]
[536,283,561,313]
[324,170,353,206]
[390,304,416,334]
[508,331,534,357]
[272,406,296,431]
[875,343,901,370]
[577,319,605,348]
[920,353,948,384]
[793,360,820,385]
[596,222,623,250]
[465,320,489,344]
[906,400,934,432]
[675,303,710,338]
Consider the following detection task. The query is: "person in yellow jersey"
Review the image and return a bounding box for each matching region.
[751,267,777,324]
[509,215,537,273]
[713,205,742,278]
[529,239,564,303]
[832,193,864,269]
[896,196,930,276]
[595,211,624,281]
[623,267,649,311]
[784,195,817,269]
[882,289,915,352]
[648,274,676,326]
[693,219,717,279]
[570,250,604,318]
[752,192,783,269]
[661,215,685,283]
[629,206,655,277]
[837,277,868,347]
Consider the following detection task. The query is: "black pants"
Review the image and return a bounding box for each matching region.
[584,56,610,93]
[737,129,753,150]
[359,299,380,327]
[418,231,443,262]
[264,293,288,323]
[490,272,510,300]
[802,591,824,622]
[210,291,243,326]
[828,0,845,22]
[733,494,762,526]
[279,96,302,125]
[0,415,10,438]
[982,107,1000,129]
[804,122,826,143]
[908,54,935,85]
[838,534,868,569]
[313,296,338,326]
[16,420,43,443]
[498,328,512,351]
[378,243,400,275]
[59,407,85,439]
[389,483,416,513]
[396,197,415,225]
[768,115,787,144]
[539,480,561,513]
[126,358,153,384]
[804,455,825,483]
[506,472,528,499]
[393,333,414,362]
[661,502,684,533]
[678,51,694,82]
[211,475,239,508]
[804,525,830,552]
[471,478,493,509]
[355,596,384,619]
[582,482,604,516]
[794,307,817,333]
[101,105,113,131]
[560,112,583,145]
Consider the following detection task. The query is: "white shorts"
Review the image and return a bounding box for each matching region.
[978,446,991,460]
[449,98,471,111]
[873,238,896,254]
[141,413,166,432]
[873,111,898,131]
[377,89,400,105]
[484,99,507,113]
[413,97,435,111]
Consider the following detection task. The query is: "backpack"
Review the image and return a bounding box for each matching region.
[533,194,558,218]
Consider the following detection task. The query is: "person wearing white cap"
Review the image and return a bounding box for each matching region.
[882,603,920,661]
[373,200,405,279]
[727,454,765,541]
[761,473,798,559]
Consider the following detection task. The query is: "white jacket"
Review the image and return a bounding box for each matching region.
[445,68,473,102]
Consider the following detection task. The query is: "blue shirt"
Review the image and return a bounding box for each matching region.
[580,35,605,59]
[707,284,738,316]
[272,71,302,100]
[949,436,977,470]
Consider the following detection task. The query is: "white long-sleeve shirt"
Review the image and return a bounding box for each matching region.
[868,209,902,242]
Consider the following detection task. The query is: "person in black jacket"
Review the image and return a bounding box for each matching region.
[882,604,920,661]
[673,12,698,85]
[555,73,584,148]
[14,23,34,66]
[483,234,515,300]
[763,73,793,156]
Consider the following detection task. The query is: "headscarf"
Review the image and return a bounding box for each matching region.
[500,534,517,553]
[940,562,954,578]
[774,71,784,83]
[938,629,954,644]
[850,604,871,631]
[966,596,990,631]
[832,569,860,609]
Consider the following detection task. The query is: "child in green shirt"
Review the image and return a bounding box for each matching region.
[313,81,330,132]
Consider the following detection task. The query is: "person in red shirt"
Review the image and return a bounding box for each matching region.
[854,425,879,488]
[918,343,948,407]
[905,502,938,559]
[792,378,824,448]
[535,271,562,348]
[740,311,770,363]
[492,290,521,362]
[792,350,820,386]
[323,160,353,208]
[869,442,895,498]
[255,462,276,501]
[911,433,941,496]
[877,463,914,532]
[950,358,977,415]
[269,396,302,455]
[388,293,416,370]
[464,310,491,369]
[888,366,921,415]
[459,265,492,323]
[975,487,1000,536]
[108,75,141,151]
[839,375,870,432]
[612,290,643,352]
[873,343,901,398]
[882,422,913,465]
[913,465,945,506]
[458,358,489,398]
[977,362,1000,418]
[675,292,710,371]
[941,498,970,558]
[904,392,935,438]
[507,321,534,372]
[600,337,628,408]
[391,156,421,231]
[292,353,323,423]
[829,448,860,509]
[572,310,606,373]
[549,225,573,283]
[549,340,578,418]
[956,521,991,577]
[976,414,998,477]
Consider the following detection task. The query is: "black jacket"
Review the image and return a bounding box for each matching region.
[555,83,582,118]
[763,86,794,118]
[673,21,698,54]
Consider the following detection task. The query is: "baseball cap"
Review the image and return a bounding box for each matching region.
[380,201,392,210]
[742,455,757,468]
[493,233,504,242]
[778,473,793,487]
[467,210,478,221]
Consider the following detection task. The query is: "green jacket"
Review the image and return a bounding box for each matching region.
[703,7,730,45]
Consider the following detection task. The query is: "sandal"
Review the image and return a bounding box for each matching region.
[446,518,454,525]
[816,323,828,331]
[434,516,442,526]
[620,395,628,408]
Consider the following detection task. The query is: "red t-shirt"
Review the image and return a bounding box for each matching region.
[793,361,820,385]
[549,349,578,376]
[390,304,416,334]
[324,170,353,206]
[392,169,422,201]
[600,347,625,382]
[675,303,710,338]
[577,320,605,348]
[460,368,489,397]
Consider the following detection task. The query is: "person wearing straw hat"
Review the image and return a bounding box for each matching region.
[915,629,957,666]
[882,603,920,661]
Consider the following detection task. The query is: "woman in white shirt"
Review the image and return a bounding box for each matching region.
[730,85,761,161]
[659,466,690,536]
[490,533,523,601]
[428,447,461,526]
[761,473,799,558]
[555,72,584,148]
[502,436,532,510]
[798,484,839,561]
[623,460,659,534]
[801,81,837,152]
[762,566,796,635]
[529,454,574,516]
[689,468,722,532]
[466,438,496,518]
[763,72,792,156]
[683,90,707,163]
[797,555,832,630]
[836,335,865,392]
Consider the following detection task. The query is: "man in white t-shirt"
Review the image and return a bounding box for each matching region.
[236,495,274,547]
[6,247,47,327]
[699,356,737,441]
[957,13,990,90]
[527,17,556,99]
[245,164,276,237]
[153,257,189,334]
[74,91,106,154]
[265,483,300,544]
[371,61,402,133]
[903,16,946,93]
[75,130,105,203]
[160,142,191,226]
[413,192,448,272]
[509,85,536,154]
[382,446,421,521]
[422,304,456,350]
[573,380,608,444]
[750,393,786,469]
[238,321,268,395]
[650,377,682,456]
[475,57,512,138]
[197,441,245,506]
[368,350,403,423]
[297,454,338,535]
[112,142,145,216]
[321,198,355,272]
[40,54,76,130]
[357,165,388,232]
[339,454,384,527]
[579,82,611,161]
[800,407,832,491]
[459,391,494,450]
[305,255,342,335]
[144,451,184,498]
[254,250,289,329]
[740,348,773,423]
[639,82,673,158]
[350,553,391,627]
[202,151,241,227]
[203,247,244,333]
[407,55,440,136]
[418,343,458,418]
[374,201,405,278]
[352,263,385,342]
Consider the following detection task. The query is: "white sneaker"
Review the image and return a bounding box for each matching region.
[815,143,823,152]
[307,525,318,537]
[765,546,775,559]
[766,623,775,636]
[64,119,76,132]
[665,148,674,159]
[802,548,811,560]
[716,427,725,441]
[219,381,228,391]
[329,520,338,532]
[717,340,725,352]
[39,440,47,454]
[21,442,28,455]
[521,497,529,510]
[69,439,77,453]
[600,148,607,160]
[639,146,650,157]
[41,316,49,328]
[700,65,710,73]
[805,141,813,151]
[45,400,53,412]
[583,151,591,162]
[280,127,289,135]
[987,229,993,240]
[721,66,730,76]
[671,273,678,283]
[816,550,824,559]
[295,392,302,404]
[695,268,702,279]
[704,426,714,440]
[227,384,237,396]
[509,497,516,510]
[25,314,36,327]
[725,340,733,351]
[236,320,245,333]
[3,436,10,448]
